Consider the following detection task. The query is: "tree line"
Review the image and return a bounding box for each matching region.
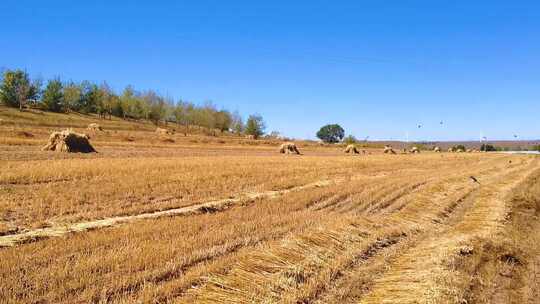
[0,69,266,137]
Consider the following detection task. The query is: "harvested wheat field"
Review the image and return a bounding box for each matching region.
[3,2,540,302]
[1,110,540,304]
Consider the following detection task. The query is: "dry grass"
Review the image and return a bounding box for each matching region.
[1,151,535,303]
[1,106,539,303]
[440,168,540,304]
[1,155,342,228]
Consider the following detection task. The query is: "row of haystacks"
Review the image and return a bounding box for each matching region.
[442,146,480,153]
[382,145,423,154]
[448,147,480,153]
[278,143,369,155]
[38,124,483,156]
[384,145,481,154]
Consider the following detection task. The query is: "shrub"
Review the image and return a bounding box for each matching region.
[245,114,266,139]
[316,124,345,143]
[42,78,64,112]
[411,143,427,150]
[0,69,40,109]
[452,144,467,151]
[480,144,497,152]
[343,135,357,145]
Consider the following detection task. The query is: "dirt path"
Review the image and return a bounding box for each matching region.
[359,160,539,304]
[0,179,335,247]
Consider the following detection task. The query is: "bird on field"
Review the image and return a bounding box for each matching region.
[469,176,480,184]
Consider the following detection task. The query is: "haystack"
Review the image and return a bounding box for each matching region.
[155,127,173,135]
[433,146,441,152]
[87,123,103,132]
[42,129,96,153]
[279,142,301,154]
[383,145,396,154]
[410,146,420,154]
[344,144,359,154]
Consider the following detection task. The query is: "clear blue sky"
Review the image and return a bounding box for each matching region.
[1,1,539,141]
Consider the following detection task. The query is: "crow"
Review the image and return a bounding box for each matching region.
[469,176,480,184]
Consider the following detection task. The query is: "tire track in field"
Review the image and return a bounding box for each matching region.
[0,179,335,247]
[359,159,539,304]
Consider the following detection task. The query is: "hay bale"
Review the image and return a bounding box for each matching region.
[155,127,173,135]
[42,129,96,153]
[279,142,301,154]
[433,146,441,152]
[410,146,420,154]
[383,145,396,154]
[344,144,359,154]
[87,123,103,131]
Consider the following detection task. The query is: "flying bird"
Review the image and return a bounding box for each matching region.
[469,176,480,184]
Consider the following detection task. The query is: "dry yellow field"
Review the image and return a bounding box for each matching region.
[1,108,539,304]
